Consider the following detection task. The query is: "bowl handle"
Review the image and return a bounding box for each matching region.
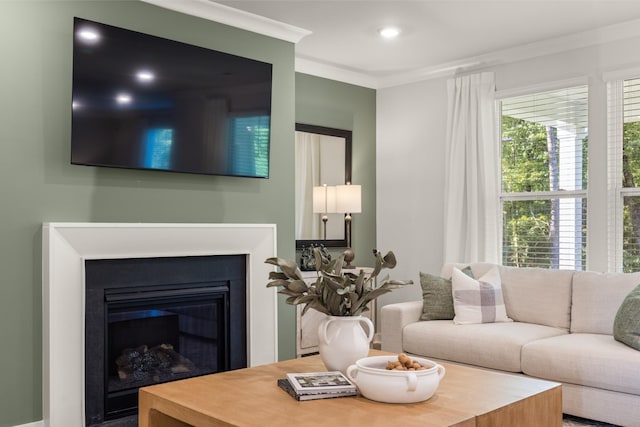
[406,372,418,392]
[346,364,358,385]
[436,364,446,380]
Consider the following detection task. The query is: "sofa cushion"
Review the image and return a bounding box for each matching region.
[614,283,640,351]
[499,265,573,330]
[571,271,640,334]
[419,267,473,321]
[452,267,512,324]
[403,320,567,372]
[522,333,640,395]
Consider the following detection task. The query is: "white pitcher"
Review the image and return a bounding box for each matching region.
[317,315,375,374]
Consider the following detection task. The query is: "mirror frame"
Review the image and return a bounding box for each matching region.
[295,123,352,249]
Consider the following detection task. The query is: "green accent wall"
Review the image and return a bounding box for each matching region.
[0,3,376,425]
[0,1,296,425]
[295,73,377,265]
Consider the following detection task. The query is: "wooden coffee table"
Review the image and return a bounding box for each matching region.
[138,350,561,427]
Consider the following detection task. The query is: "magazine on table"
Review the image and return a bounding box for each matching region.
[277,379,357,401]
[285,371,356,395]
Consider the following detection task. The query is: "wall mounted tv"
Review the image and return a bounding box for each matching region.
[71,17,272,178]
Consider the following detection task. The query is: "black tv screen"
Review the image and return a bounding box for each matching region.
[71,18,272,178]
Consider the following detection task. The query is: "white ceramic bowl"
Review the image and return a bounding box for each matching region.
[346,355,445,403]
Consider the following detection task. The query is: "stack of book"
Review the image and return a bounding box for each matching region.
[278,371,357,401]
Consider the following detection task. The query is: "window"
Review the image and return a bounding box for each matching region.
[499,85,588,269]
[608,77,640,272]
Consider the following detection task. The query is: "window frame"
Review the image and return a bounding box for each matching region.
[606,78,640,272]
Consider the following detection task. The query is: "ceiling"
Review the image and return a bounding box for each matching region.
[213,0,640,88]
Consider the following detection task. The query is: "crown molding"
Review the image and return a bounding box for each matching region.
[295,58,379,89]
[140,0,311,43]
[294,57,484,90]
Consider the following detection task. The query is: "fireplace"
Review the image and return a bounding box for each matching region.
[84,255,247,426]
[42,223,278,427]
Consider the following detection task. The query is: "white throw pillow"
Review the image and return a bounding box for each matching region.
[451,266,512,325]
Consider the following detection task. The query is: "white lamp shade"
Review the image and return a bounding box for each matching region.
[335,184,362,213]
[313,185,337,213]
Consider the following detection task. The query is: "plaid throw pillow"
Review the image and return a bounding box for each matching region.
[451,266,512,325]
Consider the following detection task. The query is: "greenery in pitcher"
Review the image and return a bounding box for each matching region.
[265,248,413,317]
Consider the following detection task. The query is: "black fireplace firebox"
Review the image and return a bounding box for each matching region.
[84,255,247,426]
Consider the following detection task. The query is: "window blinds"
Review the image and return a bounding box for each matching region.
[500,85,588,270]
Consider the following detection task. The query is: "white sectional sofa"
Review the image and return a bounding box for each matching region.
[381,263,640,427]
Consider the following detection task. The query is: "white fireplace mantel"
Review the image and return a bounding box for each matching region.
[42,223,278,427]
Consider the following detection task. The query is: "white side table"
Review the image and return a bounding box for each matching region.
[296,267,375,357]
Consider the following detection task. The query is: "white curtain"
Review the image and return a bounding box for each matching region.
[295,132,322,239]
[443,72,500,263]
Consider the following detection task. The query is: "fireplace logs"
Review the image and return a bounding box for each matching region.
[115,344,194,383]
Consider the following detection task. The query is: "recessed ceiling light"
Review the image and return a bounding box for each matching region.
[379,26,401,39]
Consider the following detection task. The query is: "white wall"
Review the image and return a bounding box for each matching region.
[376,34,640,308]
[376,77,448,305]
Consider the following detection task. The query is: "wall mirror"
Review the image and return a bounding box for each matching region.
[295,123,352,249]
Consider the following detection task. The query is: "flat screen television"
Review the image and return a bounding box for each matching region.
[71,17,272,178]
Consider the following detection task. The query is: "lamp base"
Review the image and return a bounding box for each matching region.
[343,248,355,269]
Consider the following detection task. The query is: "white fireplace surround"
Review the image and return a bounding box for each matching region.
[41,222,278,427]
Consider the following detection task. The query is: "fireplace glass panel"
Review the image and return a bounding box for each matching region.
[105,288,227,419]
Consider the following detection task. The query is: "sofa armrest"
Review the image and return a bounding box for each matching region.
[380,300,423,353]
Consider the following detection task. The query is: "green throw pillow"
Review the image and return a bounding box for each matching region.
[420,266,473,321]
[614,283,640,351]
